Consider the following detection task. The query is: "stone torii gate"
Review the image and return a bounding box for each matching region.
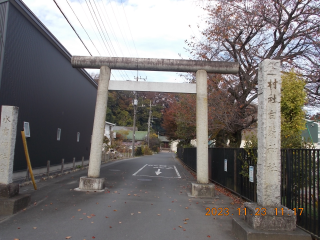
[71,56,238,197]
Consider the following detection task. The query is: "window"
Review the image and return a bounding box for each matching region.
[77,132,80,142]
[24,122,30,137]
[57,128,61,141]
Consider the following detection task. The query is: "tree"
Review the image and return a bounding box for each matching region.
[281,70,307,148]
[162,94,196,144]
[186,0,320,146]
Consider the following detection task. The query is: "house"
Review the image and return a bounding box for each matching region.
[104,121,116,145]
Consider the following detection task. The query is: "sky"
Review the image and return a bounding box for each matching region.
[22,0,206,83]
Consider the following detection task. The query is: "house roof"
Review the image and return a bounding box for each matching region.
[158,136,169,142]
[115,130,147,141]
[114,126,137,131]
[105,121,116,126]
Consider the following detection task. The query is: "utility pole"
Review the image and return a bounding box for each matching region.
[147,101,152,147]
[131,95,137,157]
[131,75,147,157]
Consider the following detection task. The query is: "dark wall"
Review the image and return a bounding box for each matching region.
[0,2,97,171]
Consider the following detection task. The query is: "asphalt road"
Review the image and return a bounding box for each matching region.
[0,153,240,240]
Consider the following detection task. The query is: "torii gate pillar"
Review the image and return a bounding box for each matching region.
[190,70,215,198]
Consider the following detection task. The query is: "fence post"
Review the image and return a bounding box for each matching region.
[47,160,50,177]
[73,157,75,170]
[61,158,64,173]
[286,149,292,209]
[234,149,237,193]
[82,156,84,167]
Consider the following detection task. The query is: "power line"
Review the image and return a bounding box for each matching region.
[53,0,92,56]
[85,0,127,80]
[85,0,112,56]
[65,0,101,55]
[121,2,139,58]
[91,0,131,80]
[99,0,135,79]
[106,0,135,58]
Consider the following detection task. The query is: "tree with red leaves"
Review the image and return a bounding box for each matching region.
[184,0,320,146]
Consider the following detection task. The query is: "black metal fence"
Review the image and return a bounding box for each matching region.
[177,147,320,239]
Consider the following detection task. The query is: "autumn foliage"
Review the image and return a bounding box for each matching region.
[169,0,320,146]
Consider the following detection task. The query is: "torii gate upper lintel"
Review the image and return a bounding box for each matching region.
[71,56,239,197]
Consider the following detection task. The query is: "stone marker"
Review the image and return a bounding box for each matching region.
[0,106,19,185]
[0,106,30,215]
[232,60,311,240]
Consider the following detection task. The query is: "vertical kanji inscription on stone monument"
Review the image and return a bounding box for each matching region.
[0,106,19,184]
[257,59,282,207]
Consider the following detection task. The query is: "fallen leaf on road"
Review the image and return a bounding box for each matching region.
[14,239,19,240]
[179,226,182,228]
[138,212,141,214]
[109,226,112,228]
[83,213,86,215]
[91,214,95,216]
[128,194,131,196]
[80,218,83,220]
[119,222,122,224]
[173,228,176,230]
[87,216,92,218]
[113,210,117,212]
[92,237,95,239]
[185,207,189,209]
[185,218,189,221]
[105,216,109,218]
[184,222,187,224]
[65,237,71,239]
[33,227,37,229]
[157,214,161,216]
[78,209,81,211]
[207,235,211,238]
[131,213,134,215]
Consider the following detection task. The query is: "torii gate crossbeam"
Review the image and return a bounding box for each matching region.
[72,56,239,197]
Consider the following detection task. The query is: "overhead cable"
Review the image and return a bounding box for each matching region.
[53,0,92,56]
[65,0,101,55]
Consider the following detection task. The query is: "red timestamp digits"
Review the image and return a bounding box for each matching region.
[205,208,230,216]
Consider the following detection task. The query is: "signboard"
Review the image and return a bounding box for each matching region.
[224,159,227,172]
[249,166,254,182]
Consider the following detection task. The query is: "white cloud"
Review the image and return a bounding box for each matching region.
[22,0,205,82]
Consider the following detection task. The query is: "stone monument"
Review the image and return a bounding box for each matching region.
[232,60,311,239]
[0,106,30,215]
